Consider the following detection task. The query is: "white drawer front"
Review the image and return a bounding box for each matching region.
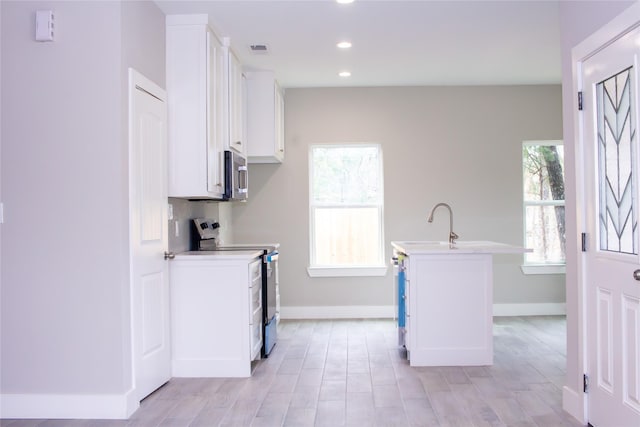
[250,283,262,322]
[250,310,262,360]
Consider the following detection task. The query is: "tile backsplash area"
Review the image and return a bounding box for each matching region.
[168,198,234,253]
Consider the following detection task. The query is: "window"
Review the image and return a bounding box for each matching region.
[522,141,565,273]
[308,144,386,277]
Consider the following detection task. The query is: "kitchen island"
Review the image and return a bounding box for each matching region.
[391,241,529,366]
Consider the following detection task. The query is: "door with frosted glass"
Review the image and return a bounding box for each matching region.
[582,25,640,427]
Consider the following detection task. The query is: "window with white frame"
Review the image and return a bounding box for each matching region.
[522,141,565,268]
[308,144,385,277]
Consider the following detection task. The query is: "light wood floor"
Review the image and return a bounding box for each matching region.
[2,316,584,427]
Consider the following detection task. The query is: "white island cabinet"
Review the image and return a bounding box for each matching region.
[391,241,529,366]
[170,251,263,377]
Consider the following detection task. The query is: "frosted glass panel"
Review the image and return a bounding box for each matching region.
[596,67,638,254]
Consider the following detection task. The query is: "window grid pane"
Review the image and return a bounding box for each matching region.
[525,205,566,263]
[313,207,381,266]
[312,146,381,205]
[523,145,565,202]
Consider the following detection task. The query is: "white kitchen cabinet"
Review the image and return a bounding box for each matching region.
[166,15,225,199]
[170,252,262,377]
[246,71,285,163]
[224,40,246,156]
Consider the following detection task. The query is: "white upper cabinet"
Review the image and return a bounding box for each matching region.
[223,40,246,157]
[166,15,225,199]
[246,71,285,163]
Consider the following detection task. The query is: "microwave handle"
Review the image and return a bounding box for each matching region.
[238,165,248,194]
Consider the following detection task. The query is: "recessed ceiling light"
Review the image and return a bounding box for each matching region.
[336,0,354,4]
[339,71,351,77]
[337,41,352,49]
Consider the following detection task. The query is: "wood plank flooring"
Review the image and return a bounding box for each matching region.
[1,316,584,427]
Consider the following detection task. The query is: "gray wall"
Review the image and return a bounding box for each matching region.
[233,85,564,313]
[0,0,165,397]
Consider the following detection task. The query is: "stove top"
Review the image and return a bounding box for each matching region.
[213,244,277,254]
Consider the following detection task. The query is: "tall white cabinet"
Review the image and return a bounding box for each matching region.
[246,71,285,163]
[166,15,224,199]
[166,15,246,199]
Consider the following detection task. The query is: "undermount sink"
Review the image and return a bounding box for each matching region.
[396,240,494,247]
[391,240,530,254]
[444,240,496,247]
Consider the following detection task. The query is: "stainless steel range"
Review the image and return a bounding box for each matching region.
[191,218,279,357]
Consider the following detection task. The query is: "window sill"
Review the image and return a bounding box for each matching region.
[307,265,389,278]
[520,264,566,275]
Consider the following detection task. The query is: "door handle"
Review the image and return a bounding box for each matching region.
[634,269,640,281]
[164,251,175,260]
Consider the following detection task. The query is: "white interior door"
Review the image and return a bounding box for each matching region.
[129,69,171,401]
[582,25,640,427]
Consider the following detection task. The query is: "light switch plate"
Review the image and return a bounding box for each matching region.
[35,10,54,42]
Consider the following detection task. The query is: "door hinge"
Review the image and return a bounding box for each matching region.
[578,91,583,111]
[581,232,587,252]
[583,373,589,393]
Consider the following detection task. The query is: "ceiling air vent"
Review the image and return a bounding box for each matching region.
[250,44,269,54]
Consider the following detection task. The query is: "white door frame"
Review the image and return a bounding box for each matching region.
[571,3,640,423]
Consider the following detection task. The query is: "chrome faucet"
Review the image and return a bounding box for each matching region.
[427,202,459,245]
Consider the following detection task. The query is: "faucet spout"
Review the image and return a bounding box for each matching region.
[427,202,459,245]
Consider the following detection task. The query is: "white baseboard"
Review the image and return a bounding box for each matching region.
[493,303,566,317]
[280,305,395,319]
[562,385,587,425]
[280,303,566,320]
[0,389,139,419]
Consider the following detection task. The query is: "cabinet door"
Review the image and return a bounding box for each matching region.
[228,52,245,155]
[274,84,285,161]
[206,30,225,196]
[245,71,285,163]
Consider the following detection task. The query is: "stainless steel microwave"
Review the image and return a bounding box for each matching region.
[224,150,248,201]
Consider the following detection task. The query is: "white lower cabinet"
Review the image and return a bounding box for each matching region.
[170,254,262,377]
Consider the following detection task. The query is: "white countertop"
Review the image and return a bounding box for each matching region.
[391,240,530,255]
[175,250,263,260]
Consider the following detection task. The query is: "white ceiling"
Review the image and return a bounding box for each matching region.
[154,0,562,88]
